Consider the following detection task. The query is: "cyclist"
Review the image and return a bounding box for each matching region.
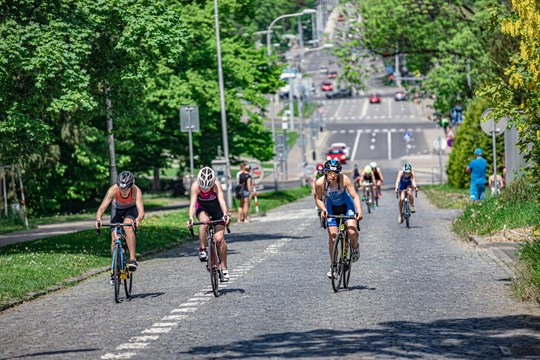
[186,167,231,281]
[370,161,384,198]
[394,163,418,224]
[352,164,361,191]
[95,171,145,272]
[360,165,376,208]
[314,159,363,278]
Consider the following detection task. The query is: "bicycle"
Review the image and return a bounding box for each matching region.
[189,219,230,297]
[363,182,375,214]
[97,223,136,303]
[397,189,418,228]
[323,214,360,292]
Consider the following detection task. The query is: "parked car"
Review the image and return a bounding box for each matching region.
[278,85,289,99]
[337,15,345,21]
[329,142,351,159]
[327,71,338,78]
[369,93,381,103]
[326,147,347,164]
[321,81,334,92]
[394,90,407,101]
[319,66,329,74]
[326,88,352,99]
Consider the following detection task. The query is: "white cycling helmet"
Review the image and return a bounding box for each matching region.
[197,167,216,191]
[369,162,377,169]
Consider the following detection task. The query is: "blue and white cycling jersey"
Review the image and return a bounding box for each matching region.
[324,176,356,227]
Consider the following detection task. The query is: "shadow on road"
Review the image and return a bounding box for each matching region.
[182,315,540,358]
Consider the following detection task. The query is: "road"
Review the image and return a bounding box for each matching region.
[1,195,539,359]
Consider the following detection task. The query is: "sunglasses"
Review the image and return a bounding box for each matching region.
[326,171,338,176]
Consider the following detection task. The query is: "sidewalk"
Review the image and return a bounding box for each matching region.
[0,200,189,248]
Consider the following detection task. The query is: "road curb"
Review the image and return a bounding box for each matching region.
[467,235,517,268]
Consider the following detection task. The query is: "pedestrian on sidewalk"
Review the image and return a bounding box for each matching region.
[489,168,504,196]
[237,164,252,223]
[466,148,487,203]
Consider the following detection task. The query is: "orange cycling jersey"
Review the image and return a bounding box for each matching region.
[113,188,136,209]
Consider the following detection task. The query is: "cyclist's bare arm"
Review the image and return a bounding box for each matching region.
[187,181,199,226]
[95,185,117,228]
[343,176,363,220]
[394,170,403,191]
[134,185,145,225]
[314,177,327,215]
[377,169,384,182]
[411,171,418,190]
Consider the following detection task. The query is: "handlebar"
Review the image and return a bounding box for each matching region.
[395,188,419,198]
[322,214,360,231]
[188,219,231,237]
[96,222,137,237]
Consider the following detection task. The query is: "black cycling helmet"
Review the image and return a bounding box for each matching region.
[117,171,134,189]
[324,159,342,173]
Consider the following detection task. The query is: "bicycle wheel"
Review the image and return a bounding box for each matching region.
[403,200,410,228]
[331,234,344,292]
[375,188,379,207]
[343,235,352,288]
[113,244,121,303]
[366,197,371,214]
[122,250,132,299]
[208,236,220,297]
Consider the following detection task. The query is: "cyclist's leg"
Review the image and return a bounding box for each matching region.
[326,205,339,263]
[407,187,415,210]
[214,225,227,271]
[109,206,123,255]
[196,209,210,251]
[398,189,405,222]
[123,207,138,262]
[370,184,376,203]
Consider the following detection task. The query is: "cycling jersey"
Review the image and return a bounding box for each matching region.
[397,172,413,191]
[196,187,224,221]
[113,188,136,209]
[111,188,138,223]
[324,175,355,227]
[372,167,382,181]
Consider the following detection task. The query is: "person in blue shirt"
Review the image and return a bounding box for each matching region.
[466,148,487,203]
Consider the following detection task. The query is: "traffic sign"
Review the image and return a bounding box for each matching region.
[249,162,264,184]
[403,131,411,142]
[480,108,508,136]
[180,106,200,132]
[433,136,447,151]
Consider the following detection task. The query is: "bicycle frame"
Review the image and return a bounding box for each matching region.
[397,189,417,228]
[189,219,230,297]
[323,214,359,292]
[97,223,135,303]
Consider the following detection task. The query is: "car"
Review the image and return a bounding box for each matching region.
[280,67,297,80]
[278,85,289,99]
[337,15,345,21]
[394,90,407,101]
[326,147,347,164]
[327,71,338,78]
[329,142,351,159]
[326,88,352,99]
[321,81,334,92]
[369,93,381,103]
[319,66,329,74]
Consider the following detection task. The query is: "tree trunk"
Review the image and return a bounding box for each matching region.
[152,166,161,192]
[105,81,117,185]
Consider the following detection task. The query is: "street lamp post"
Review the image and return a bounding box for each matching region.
[213,0,233,208]
[266,9,317,57]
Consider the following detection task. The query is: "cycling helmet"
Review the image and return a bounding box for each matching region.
[117,171,134,189]
[316,163,324,171]
[197,167,216,191]
[324,159,342,173]
[403,163,412,173]
[363,165,372,174]
[370,161,377,169]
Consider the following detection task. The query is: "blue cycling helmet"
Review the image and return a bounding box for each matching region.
[324,159,342,173]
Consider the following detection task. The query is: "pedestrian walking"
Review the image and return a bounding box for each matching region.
[466,148,487,203]
[237,164,252,223]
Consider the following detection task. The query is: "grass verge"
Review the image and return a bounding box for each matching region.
[512,238,540,303]
[0,186,310,310]
[423,184,469,209]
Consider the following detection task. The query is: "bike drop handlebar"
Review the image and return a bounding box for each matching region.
[395,188,419,198]
[189,219,231,237]
[96,222,137,237]
[322,214,361,231]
